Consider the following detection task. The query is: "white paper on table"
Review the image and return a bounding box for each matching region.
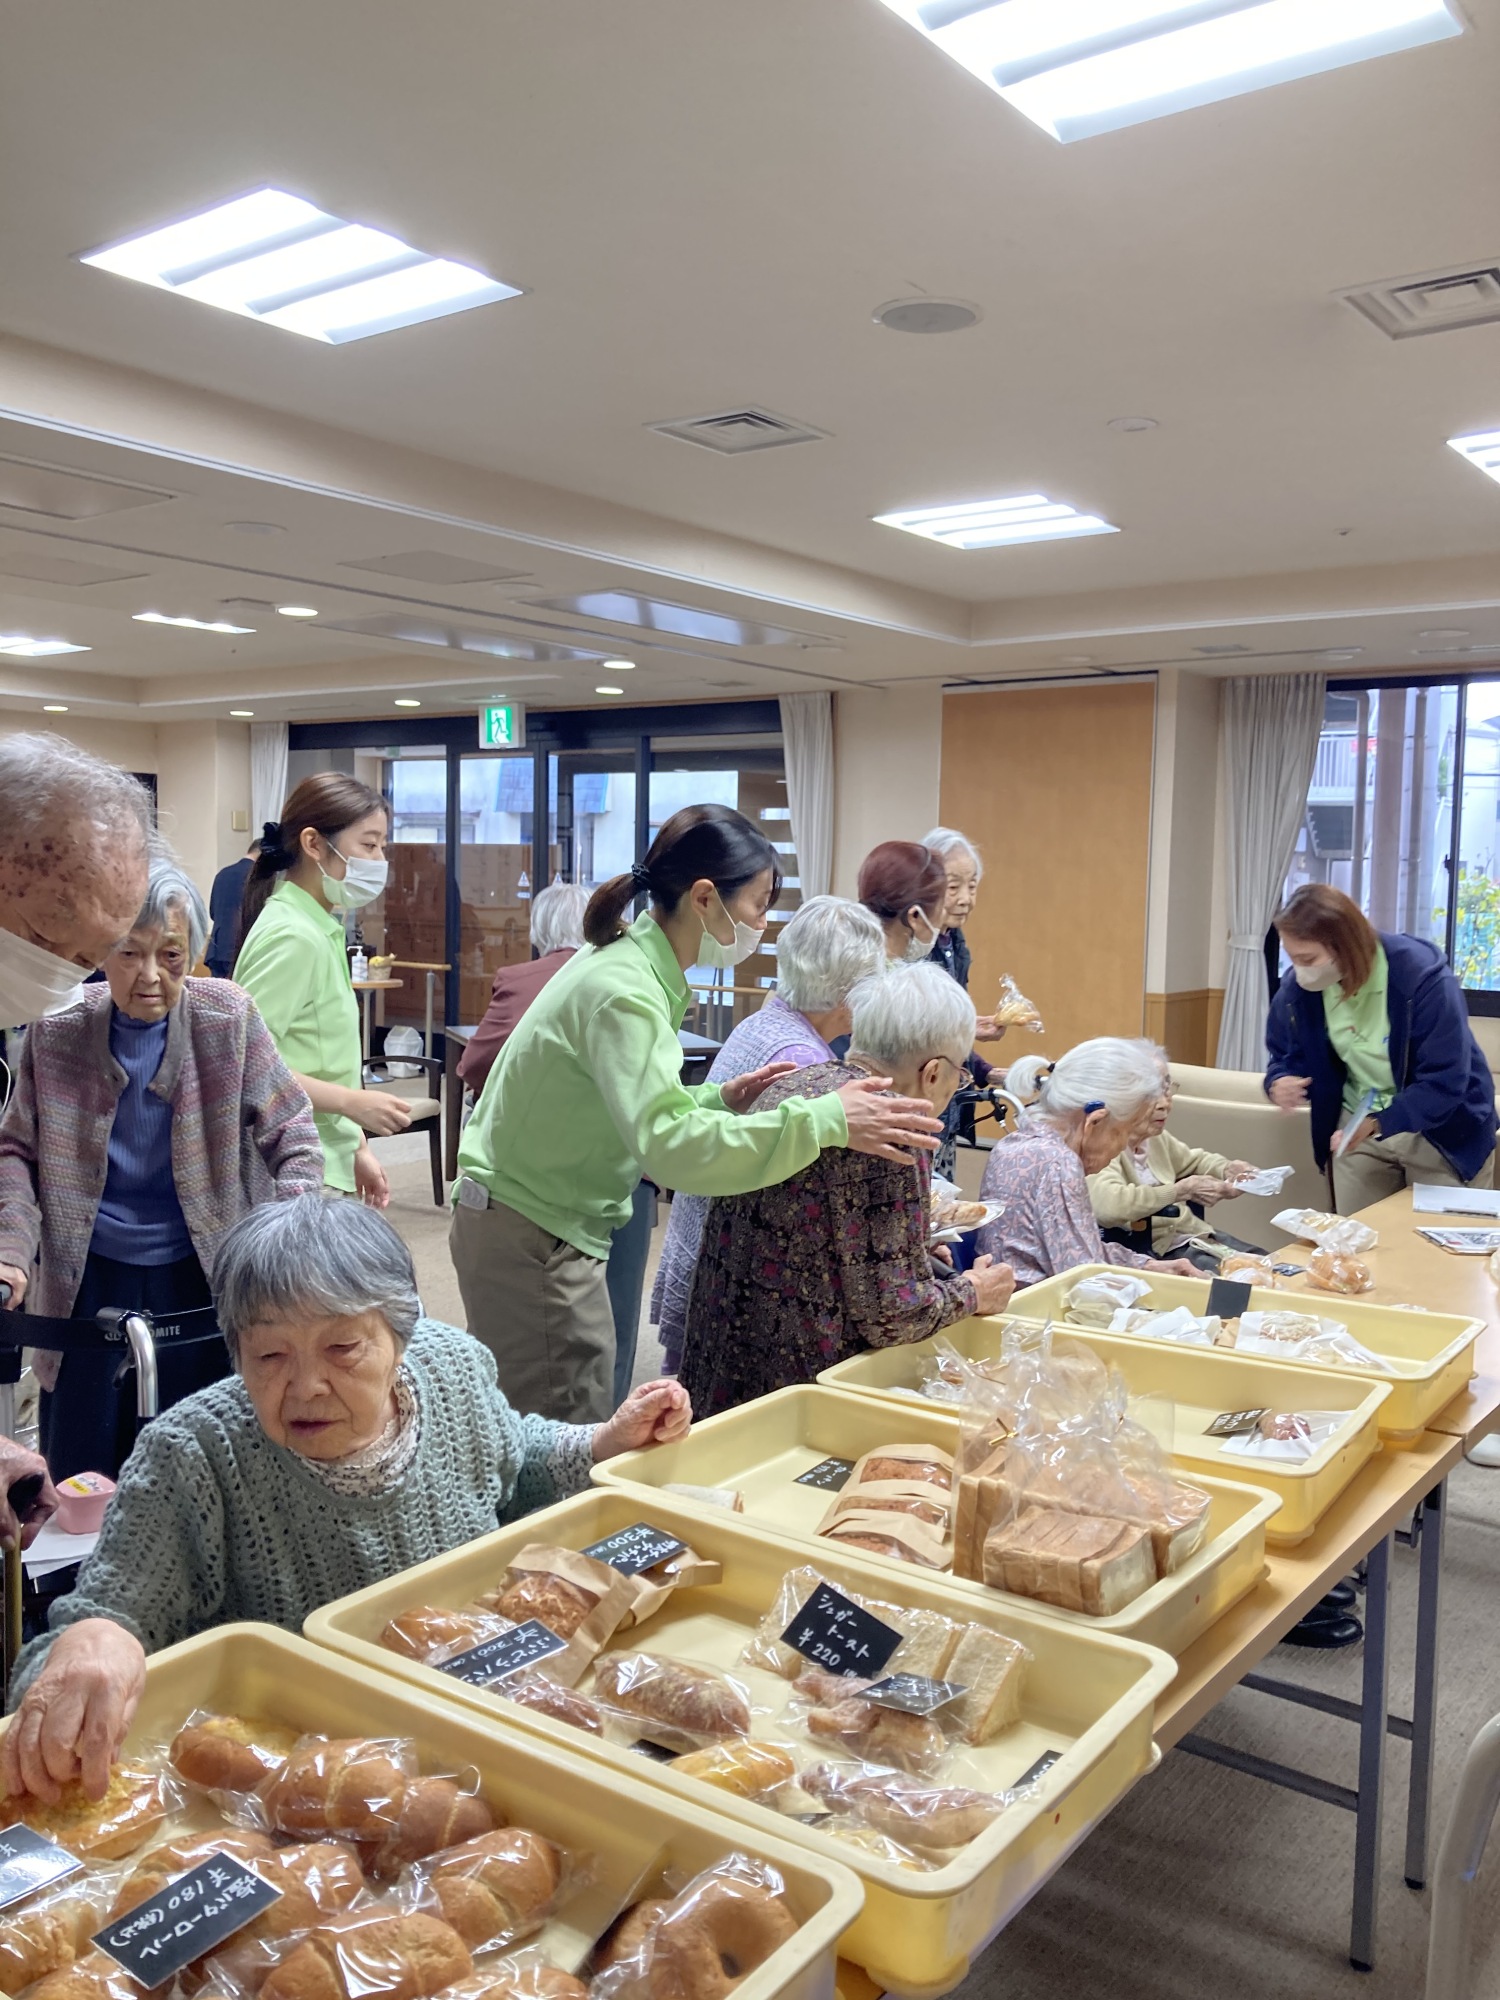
[22,1519,99,1578]
[1411,1183,1500,1219]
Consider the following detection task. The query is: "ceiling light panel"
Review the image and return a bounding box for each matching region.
[878,0,1462,142]
[135,612,255,633]
[81,188,522,344]
[0,453,174,521]
[531,592,816,648]
[875,493,1118,549]
[321,612,605,662]
[0,553,149,585]
[0,635,89,656]
[339,551,530,586]
[1450,429,1500,488]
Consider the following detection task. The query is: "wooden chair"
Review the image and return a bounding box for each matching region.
[363,1055,445,1206]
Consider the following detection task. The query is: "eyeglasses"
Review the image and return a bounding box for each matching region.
[932,1054,973,1090]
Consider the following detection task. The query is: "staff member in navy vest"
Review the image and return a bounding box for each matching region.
[1264,884,1496,1213]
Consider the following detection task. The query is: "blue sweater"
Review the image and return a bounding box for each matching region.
[1264,931,1497,1180]
[89,1011,193,1265]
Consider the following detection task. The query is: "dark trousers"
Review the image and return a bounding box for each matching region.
[606,1181,657,1408]
[39,1250,230,1480]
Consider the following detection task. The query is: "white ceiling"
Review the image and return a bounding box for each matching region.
[0,0,1498,724]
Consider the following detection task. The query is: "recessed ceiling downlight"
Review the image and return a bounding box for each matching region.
[230,709,254,717]
[42,704,69,713]
[277,605,319,619]
[873,298,981,334]
[393,698,422,708]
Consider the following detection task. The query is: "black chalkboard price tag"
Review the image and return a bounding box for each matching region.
[93,1853,281,1990]
[436,1618,567,1686]
[1206,1277,1253,1321]
[0,1825,82,1910]
[582,1522,688,1576]
[864,1673,969,1716]
[1204,1408,1270,1439]
[794,1457,855,1491]
[1016,1748,1065,1788]
[781,1582,903,1678]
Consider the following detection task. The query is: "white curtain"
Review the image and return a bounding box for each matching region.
[249,723,289,839]
[779,692,833,899]
[1215,672,1326,1071]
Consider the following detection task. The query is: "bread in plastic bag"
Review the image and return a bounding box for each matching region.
[170,1713,298,1794]
[589,1653,752,1751]
[4,1760,182,1860]
[362,1774,497,1879]
[191,1840,369,1994]
[1063,1272,1152,1325]
[1305,1247,1375,1295]
[378,1607,515,1665]
[740,1567,959,1681]
[255,1908,472,2000]
[27,1948,153,2000]
[405,1827,578,1953]
[1272,1209,1377,1253]
[798,1761,1024,1855]
[1220,1410,1349,1462]
[790,1667,946,1776]
[0,1871,124,1990]
[491,1675,604,1737]
[256,1737,419,1842]
[1235,1310,1385,1369]
[994,975,1044,1033]
[588,1853,798,2000]
[441,1952,587,1998]
[110,1829,281,1917]
[667,1741,796,1801]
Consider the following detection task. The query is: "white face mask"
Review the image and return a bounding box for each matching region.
[902,908,939,965]
[0,926,88,1028]
[698,891,763,970]
[1293,958,1340,992]
[320,844,389,911]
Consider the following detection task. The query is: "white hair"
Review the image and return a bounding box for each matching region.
[849,960,975,1069]
[775,896,887,1014]
[133,840,209,963]
[530,881,589,955]
[922,826,983,883]
[0,733,151,851]
[1006,1037,1162,1122]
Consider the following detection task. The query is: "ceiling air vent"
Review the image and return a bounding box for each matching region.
[1338,263,1500,340]
[648,407,829,454]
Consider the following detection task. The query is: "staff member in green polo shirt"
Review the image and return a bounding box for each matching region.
[235,773,413,1206]
[453,802,943,1424]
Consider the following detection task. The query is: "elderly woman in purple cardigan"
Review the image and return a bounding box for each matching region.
[0,848,322,1478]
[649,896,888,1373]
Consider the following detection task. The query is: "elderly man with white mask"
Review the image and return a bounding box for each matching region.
[0,733,153,1550]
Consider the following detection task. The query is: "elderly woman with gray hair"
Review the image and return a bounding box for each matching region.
[678,962,1017,1416]
[0,849,323,1480]
[650,893,888,1373]
[2,1194,690,1801]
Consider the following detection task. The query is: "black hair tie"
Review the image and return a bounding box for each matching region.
[260,820,292,865]
[630,861,652,892]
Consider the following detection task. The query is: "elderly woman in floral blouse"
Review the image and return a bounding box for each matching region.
[651,894,888,1373]
[677,963,1017,1416]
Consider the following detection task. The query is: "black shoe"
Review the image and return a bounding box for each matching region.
[1322,1582,1357,1611]
[1283,1611,1363,1650]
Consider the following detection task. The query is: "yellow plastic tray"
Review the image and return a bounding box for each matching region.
[0,1624,862,2000]
[593,1385,1279,1644]
[306,1489,1175,1999]
[817,1327,1389,1544]
[1009,1263,1480,1444]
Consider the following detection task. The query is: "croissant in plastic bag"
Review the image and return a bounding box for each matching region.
[442,1956,588,1999]
[170,1711,299,1793]
[257,1908,473,2000]
[0,1875,122,1991]
[589,1854,798,2000]
[257,1736,419,1842]
[407,1827,578,1952]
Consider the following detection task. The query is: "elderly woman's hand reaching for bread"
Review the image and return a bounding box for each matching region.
[592,1378,692,1459]
[1,1617,146,1803]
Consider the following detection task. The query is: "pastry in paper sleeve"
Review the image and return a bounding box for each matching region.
[588,1854,798,2000]
[849,1443,954,1491]
[477,1546,634,1679]
[816,1510,951,1569]
[818,1480,952,1534]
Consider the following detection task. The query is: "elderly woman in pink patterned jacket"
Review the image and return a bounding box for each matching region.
[0,849,322,1479]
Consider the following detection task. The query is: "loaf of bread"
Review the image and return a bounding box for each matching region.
[170,1713,298,1792]
[804,1697,945,1774]
[258,1911,472,2000]
[502,1678,604,1735]
[423,1829,562,1949]
[28,1950,151,2000]
[802,1764,1007,1851]
[744,1568,959,1681]
[378,1606,511,1663]
[982,1507,1155,1616]
[7,1765,170,1858]
[852,1446,954,1492]
[670,1741,796,1799]
[941,1627,1029,1744]
[0,1889,111,1991]
[592,1653,751,1747]
[365,1776,498,1878]
[259,1738,413,1842]
[488,1573,597,1639]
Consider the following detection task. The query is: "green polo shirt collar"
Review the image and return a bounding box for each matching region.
[624,910,690,1028]
[280,878,346,941]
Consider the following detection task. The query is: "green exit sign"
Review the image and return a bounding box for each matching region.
[479,702,525,749]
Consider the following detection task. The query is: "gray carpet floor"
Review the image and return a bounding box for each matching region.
[376,1137,1500,1999]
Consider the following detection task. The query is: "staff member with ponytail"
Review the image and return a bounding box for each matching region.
[234,774,413,1207]
[452,804,943,1424]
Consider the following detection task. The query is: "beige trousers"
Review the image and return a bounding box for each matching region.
[449,1194,616,1424]
[1332,1129,1496,1215]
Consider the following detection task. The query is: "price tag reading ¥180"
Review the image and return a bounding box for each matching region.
[581,1522,688,1576]
[793,1457,855,1492]
[93,1854,281,1990]
[864,1673,968,1716]
[781,1583,902,1679]
[436,1619,568,1687]
[0,1825,82,1911]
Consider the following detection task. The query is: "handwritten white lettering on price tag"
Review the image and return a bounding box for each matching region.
[781,1583,903,1678]
[93,1855,281,1989]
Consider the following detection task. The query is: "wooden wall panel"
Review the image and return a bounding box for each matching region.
[941,682,1155,1062]
[1144,988,1224,1065]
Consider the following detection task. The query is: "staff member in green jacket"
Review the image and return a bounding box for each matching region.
[234,774,412,1207]
[453,803,942,1424]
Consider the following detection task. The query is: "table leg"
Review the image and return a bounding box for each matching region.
[1406,1481,1446,1890]
[360,989,372,1061]
[1351,1531,1392,1971]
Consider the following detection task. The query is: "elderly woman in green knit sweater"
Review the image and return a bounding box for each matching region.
[2,1194,689,1802]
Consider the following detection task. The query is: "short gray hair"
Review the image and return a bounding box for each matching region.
[530,881,589,956]
[212,1194,422,1364]
[1006,1037,1162,1122]
[775,896,886,1014]
[0,733,151,852]
[849,960,975,1069]
[132,842,209,964]
[922,826,983,883]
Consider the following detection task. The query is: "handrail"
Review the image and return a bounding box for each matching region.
[1425,1712,1500,2000]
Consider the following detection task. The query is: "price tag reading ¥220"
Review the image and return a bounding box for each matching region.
[864,1673,969,1716]
[793,1457,855,1492]
[581,1522,688,1576]
[0,1825,82,1911]
[781,1583,902,1679]
[93,1854,281,1991]
[436,1619,568,1687]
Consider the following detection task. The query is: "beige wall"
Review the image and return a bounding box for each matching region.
[831,685,942,895]
[0,711,159,772]
[154,722,253,895]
